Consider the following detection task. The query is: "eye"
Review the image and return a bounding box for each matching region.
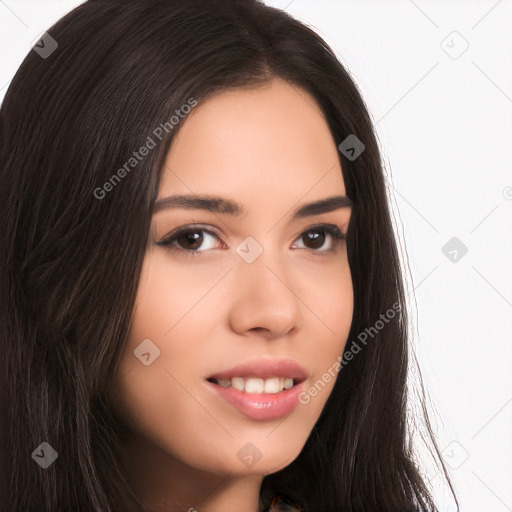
[155,225,224,256]
[291,224,346,256]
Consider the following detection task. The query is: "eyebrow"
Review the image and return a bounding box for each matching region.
[153,193,352,218]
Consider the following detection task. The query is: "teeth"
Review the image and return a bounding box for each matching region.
[217,378,231,388]
[231,377,244,391]
[264,377,280,393]
[245,378,264,393]
[212,376,296,393]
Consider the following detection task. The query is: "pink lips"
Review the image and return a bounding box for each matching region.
[205,358,308,421]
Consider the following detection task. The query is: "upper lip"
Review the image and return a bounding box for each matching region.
[207,358,308,382]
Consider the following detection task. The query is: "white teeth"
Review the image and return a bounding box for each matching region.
[212,376,296,393]
[264,377,280,394]
[245,378,264,393]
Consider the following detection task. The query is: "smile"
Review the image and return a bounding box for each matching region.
[205,358,308,420]
[207,376,296,394]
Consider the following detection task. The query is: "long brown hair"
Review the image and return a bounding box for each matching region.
[0,0,458,510]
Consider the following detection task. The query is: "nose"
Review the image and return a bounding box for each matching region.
[228,250,303,339]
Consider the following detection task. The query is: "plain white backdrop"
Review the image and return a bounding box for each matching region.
[1,1,511,510]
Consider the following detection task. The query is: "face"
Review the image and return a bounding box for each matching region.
[109,77,353,479]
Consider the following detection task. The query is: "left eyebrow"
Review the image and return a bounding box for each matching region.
[152,193,353,218]
[293,195,353,218]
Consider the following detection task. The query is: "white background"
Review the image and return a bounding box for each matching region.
[1,1,511,510]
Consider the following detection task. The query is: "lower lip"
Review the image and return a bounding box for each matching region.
[205,380,304,421]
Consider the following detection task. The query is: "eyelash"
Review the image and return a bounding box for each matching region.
[156,223,347,258]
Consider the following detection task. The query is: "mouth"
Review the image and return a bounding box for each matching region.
[206,376,303,394]
[204,358,308,421]
[206,358,308,392]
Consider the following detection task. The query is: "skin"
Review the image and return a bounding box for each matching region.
[107,77,353,512]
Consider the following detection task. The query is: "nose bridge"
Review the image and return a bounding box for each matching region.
[235,233,287,288]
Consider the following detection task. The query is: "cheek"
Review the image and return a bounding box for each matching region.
[130,249,233,340]
[298,263,353,406]
[322,264,353,336]
[111,252,214,418]
[302,258,353,345]
[107,254,238,471]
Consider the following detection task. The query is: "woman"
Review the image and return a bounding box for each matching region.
[0,0,458,510]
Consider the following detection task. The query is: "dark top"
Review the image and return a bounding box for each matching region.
[266,495,303,511]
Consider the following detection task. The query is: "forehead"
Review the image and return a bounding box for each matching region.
[158,77,346,205]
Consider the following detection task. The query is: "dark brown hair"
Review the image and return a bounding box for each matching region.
[0,0,458,510]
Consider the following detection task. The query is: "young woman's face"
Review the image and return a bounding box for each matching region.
[109,77,353,478]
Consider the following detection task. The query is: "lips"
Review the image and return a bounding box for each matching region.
[205,358,309,421]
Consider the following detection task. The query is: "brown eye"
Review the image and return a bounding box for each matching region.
[156,226,222,256]
[302,230,326,250]
[293,224,346,254]
[175,230,204,250]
